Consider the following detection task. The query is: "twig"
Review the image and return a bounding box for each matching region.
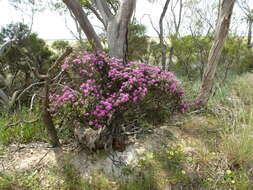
[4,118,39,130]
[142,14,160,36]
[36,151,49,166]
[29,93,37,112]
[51,70,64,81]
[52,83,81,95]
[108,152,127,169]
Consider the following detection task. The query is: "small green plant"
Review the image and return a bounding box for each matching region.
[0,171,42,190]
[0,108,47,145]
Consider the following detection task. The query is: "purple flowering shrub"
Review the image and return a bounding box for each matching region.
[49,51,187,130]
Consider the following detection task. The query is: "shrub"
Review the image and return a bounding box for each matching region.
[52,40,70,54]
[49,51,187,132]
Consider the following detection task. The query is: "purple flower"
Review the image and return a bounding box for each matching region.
[61,63,69,70]
[51,51,187,129]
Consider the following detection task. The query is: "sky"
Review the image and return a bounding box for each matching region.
[0,0,163,40]
[0,0,251,40]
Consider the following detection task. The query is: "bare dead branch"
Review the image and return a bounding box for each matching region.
[29,93,37,112]
[16,81,45,101]
[143,14,160,35]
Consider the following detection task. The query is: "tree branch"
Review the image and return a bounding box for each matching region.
[143,14,160,35]
[16,81,45,101]
[92,0,113,27]
[86,3,107,28]
[4,118,39,130]
[62,0,103,52]
[159,0,171,70]
[117,0,136,24]
[48,47,72,74]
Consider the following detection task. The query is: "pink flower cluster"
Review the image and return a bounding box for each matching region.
[50,51,187,128]
[49,85,77,105]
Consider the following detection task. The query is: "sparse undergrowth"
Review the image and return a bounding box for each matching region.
[0,107,47,145]
[1,73,253,189]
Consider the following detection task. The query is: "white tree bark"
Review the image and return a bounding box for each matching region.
[63,0,136,61]
[197,0,235,106]
[105,0,136,62]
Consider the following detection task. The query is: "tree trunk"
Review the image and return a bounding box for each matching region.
[197,0,235,106]
[247,18,252,49]
[63,0,136,61]
[107,0,136,63]
[159,0,171,71]
[168,46,174,66]
[107,19,128,63]
[169,0,183,70]
[42,80,61,147]
[32,48,72,147]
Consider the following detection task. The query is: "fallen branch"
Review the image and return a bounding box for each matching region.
[36,151,49,166]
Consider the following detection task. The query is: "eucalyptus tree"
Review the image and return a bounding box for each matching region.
[147,0,171,70]
[237,0,253,48]
[168,0,183,66]
[63,0,136,62]
[197,0,236,106]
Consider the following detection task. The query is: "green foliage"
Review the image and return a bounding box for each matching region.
[221,36,253,73]
[0,22,54,107]
[170,35,252,80]
[0,108,47,145]
[231,73,253,105]
[0,23,53,75]
[170,34,211,79]
[128,20,149,61]
[51,40,70,54]
[0,171,42,190]
[147,40,161,65]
